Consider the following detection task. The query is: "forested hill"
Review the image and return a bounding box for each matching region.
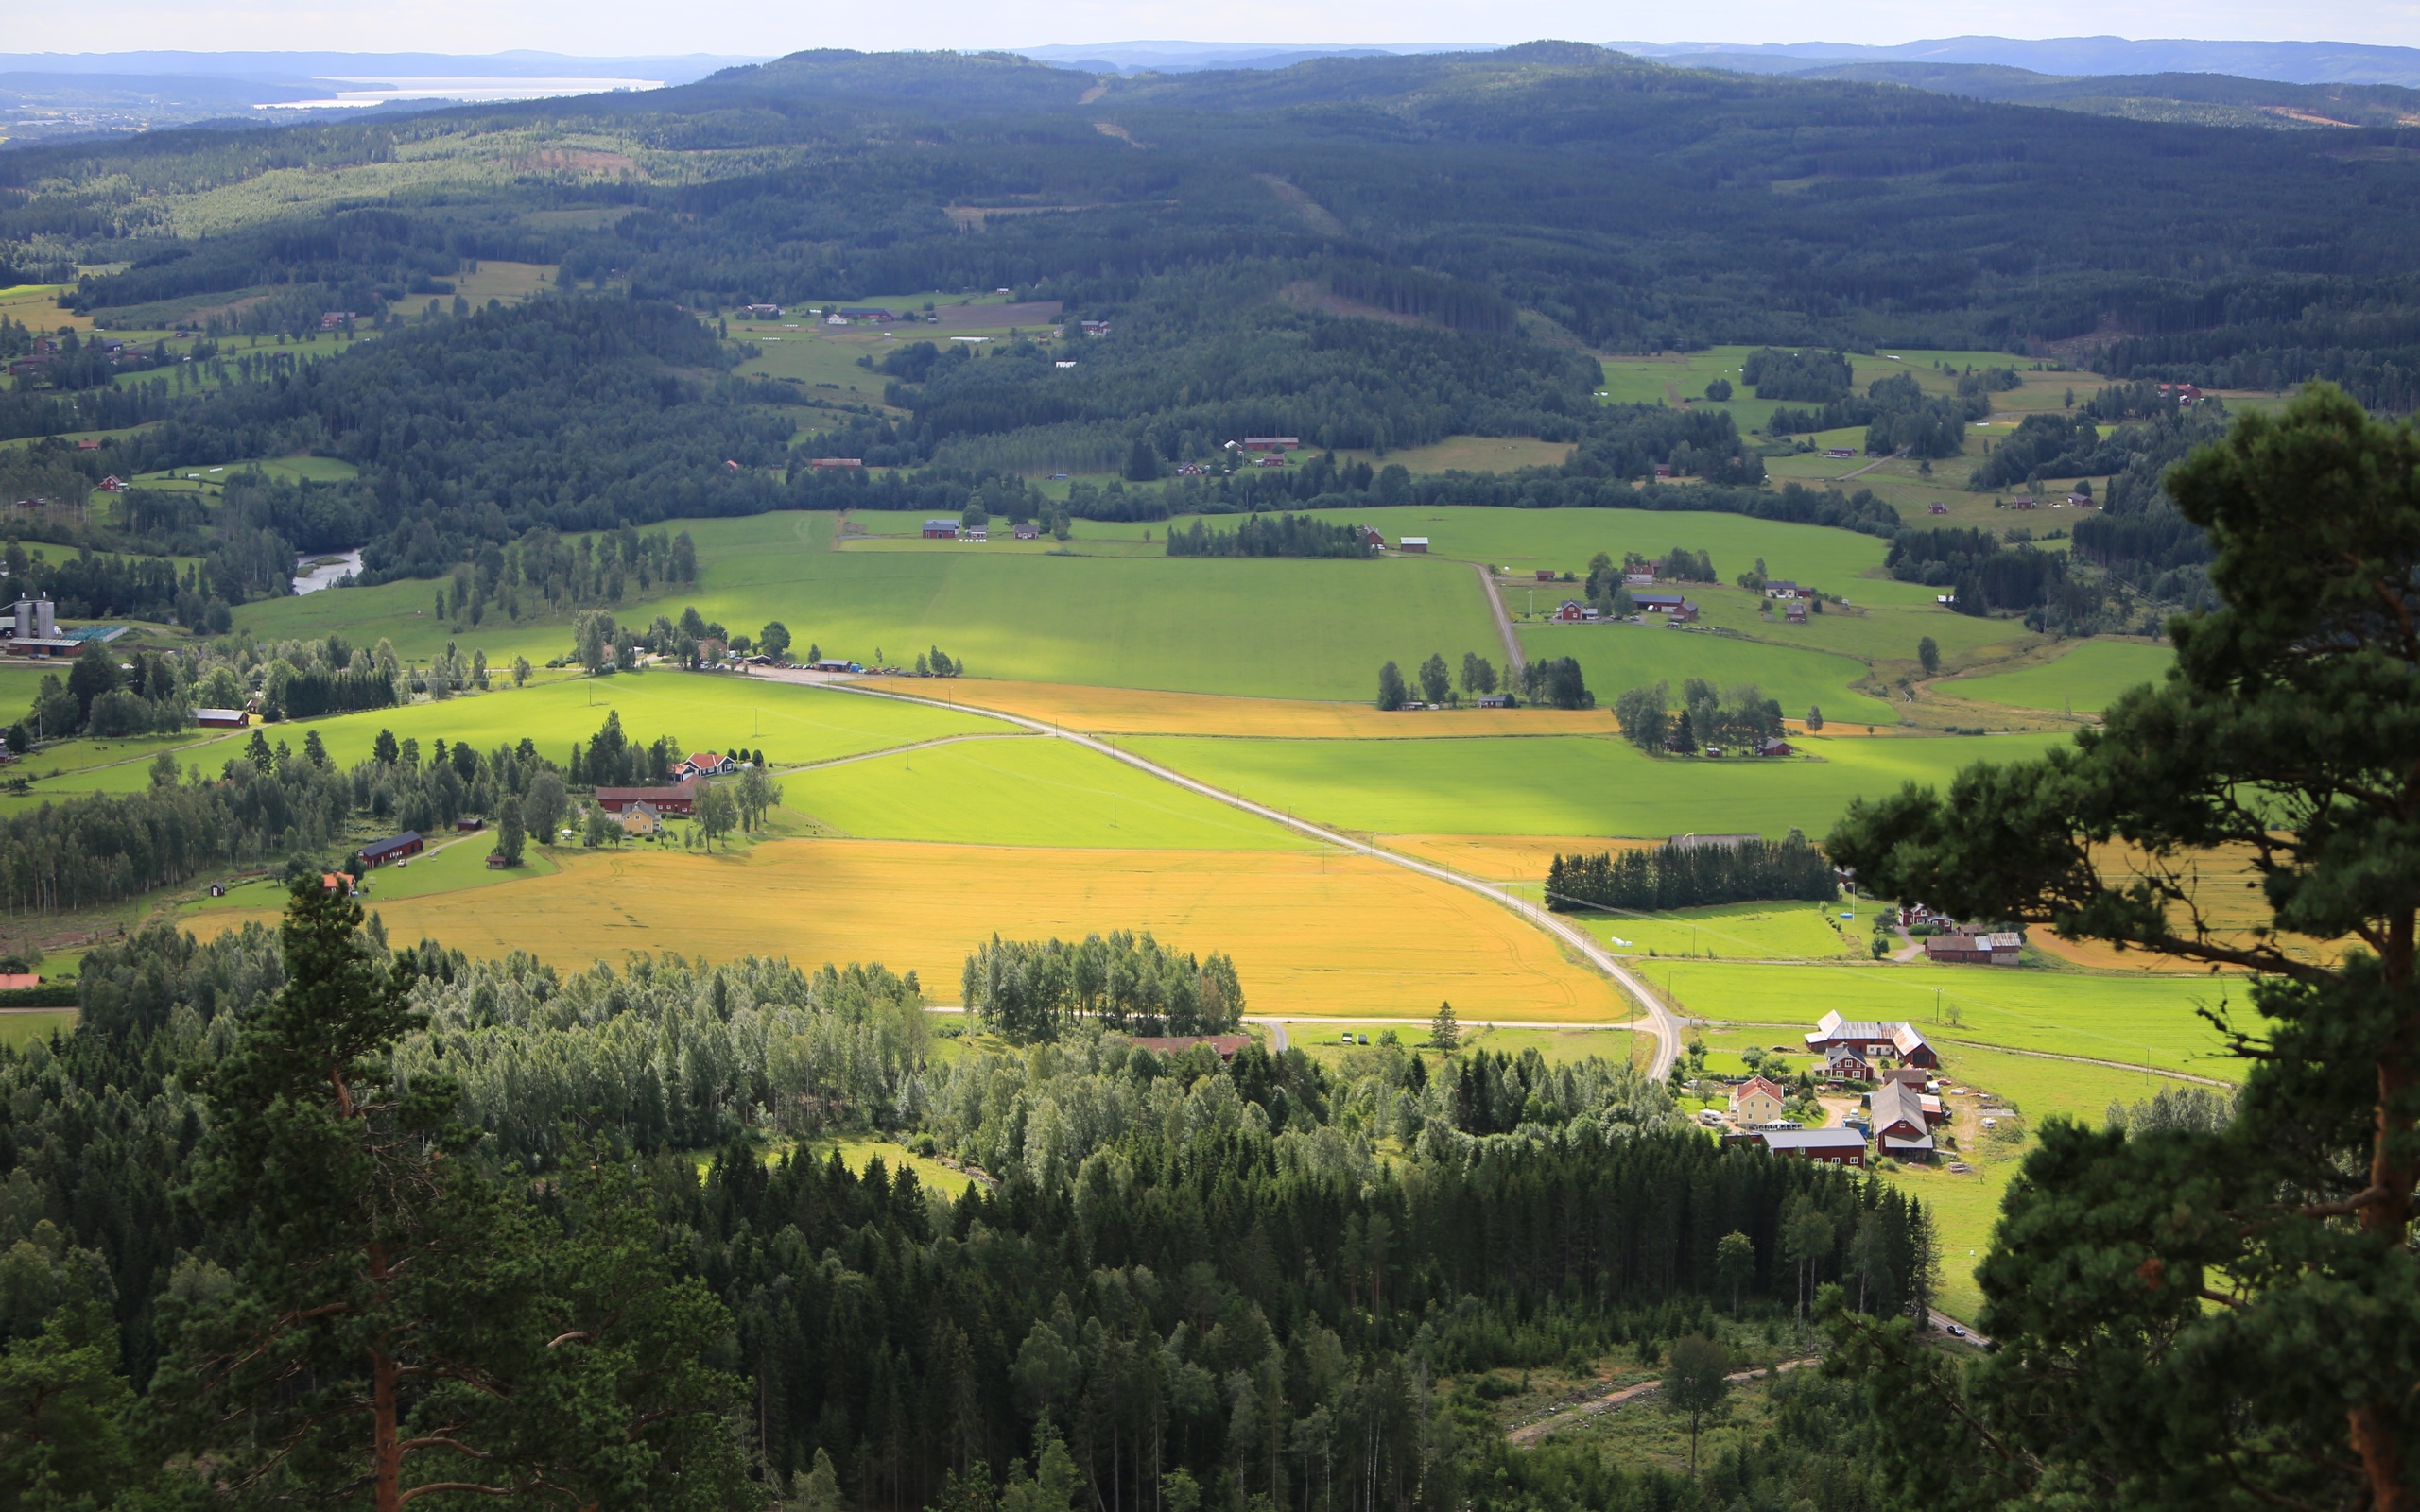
[6,42,2419,400]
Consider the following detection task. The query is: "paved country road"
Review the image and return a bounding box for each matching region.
[806,677,1685,1075]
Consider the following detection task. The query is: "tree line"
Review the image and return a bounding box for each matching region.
[1546,833,1839,913]
[1165,514,1374,558]
[961,931,1248,1040]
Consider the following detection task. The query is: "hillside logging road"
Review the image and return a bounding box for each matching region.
[804,676,1684,1076]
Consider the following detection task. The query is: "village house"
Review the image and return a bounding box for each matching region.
[1080,319,1112,336]
[2067,490,2095,507]
[1668,599,1700,624]
[1555,599,1587,622]
[1632,591,1689,614]
[1824,447,1857,459]
[1764,580,1806,599]
[1359,526,1385,548]
[1476,693,1512,709]
[1867,1078,1938,1160]
[1928,501,1949,514]
[676,752,738,779]
[356,832,424,868]
[620,800,663,836]
[1757,737,1793,757]
[1784,600,1808,623]
[1803,1009,1940,1069]
[1397,537,1429,553]
[194,708,250,729]
[1624,570,1656,587]
[1014,522,1041,540]
[593,782,702,816]
[1757,1127,1867,1166]
[1728,1074,1788,1125]
[1823,1046,1873,1081]
[454,816,485,833]
[1536,568,1557,581]
[1240,437,1299,451]
[922,519,959,539]
[959,524,989,541]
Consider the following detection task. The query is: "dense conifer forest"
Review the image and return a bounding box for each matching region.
[0,891,1933,1508]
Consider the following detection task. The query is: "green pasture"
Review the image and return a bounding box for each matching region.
[1657,582,2042,675]
[1329,505,1916,601]
[1658,958,2243,1081]
[0,1010,76,1050]
[287,675,1010,770]
[1517,622,1898,725]
[1130,730,2066,839]
[782,732,1318,850]
[0,730,246,812]
[239,511,1503,701]
[1569,899,1875,961]
[1938,639,2174,713]
[732,332,892,397]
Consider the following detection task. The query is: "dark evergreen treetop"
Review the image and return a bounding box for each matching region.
[1823,384,2420,1511]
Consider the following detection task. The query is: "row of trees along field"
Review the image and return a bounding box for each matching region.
[1546,833,1840,913]
[0,696,723,913]
[1375,654,1585,710]
[0,885,1938,1508]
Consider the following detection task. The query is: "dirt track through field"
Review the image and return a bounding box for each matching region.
[817,679,1684,1074]
[1477,565,1527,675]
[1508,1357,1821,1444]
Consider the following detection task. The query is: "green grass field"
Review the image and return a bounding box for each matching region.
[1567,899,1875,961]
[283,675,1010,771]
[782,732,1319,849]
[1939,639,2175,713]
[1332,505,1920,601]
[0,1010,75,1050]
[1657,958,2244,1081]
[236,512,1502,700]
[1131,730,2066,840]
[1517,622,1900,725]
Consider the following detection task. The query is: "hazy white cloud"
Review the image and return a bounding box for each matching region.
[7,0,2414,58]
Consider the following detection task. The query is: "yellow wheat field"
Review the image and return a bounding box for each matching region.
[200,841,1636,1022]
[856,679,1621,739]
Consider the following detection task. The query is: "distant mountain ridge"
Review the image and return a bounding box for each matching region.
[1612,35,2420,87]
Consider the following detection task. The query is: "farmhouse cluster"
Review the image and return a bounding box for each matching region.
[1701,1010,1963,1169]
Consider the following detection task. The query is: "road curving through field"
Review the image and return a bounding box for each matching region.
[804,675,1685,1074]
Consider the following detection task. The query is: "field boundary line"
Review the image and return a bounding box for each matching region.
[771,730,1038,775]
[821,681,1684,1074]
[1474,564,1527,675]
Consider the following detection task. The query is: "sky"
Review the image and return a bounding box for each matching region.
[6,0,2415,57]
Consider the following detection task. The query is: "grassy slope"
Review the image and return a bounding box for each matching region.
[1127,730,2067,839]
[1659,958,2242,1081]
[235,512,1500,700]
[1938,639,2175,713]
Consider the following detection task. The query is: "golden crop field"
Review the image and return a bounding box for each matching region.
[1374,833,1655,882]
[197,840,1637,1023]
[856,679,1621,738]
